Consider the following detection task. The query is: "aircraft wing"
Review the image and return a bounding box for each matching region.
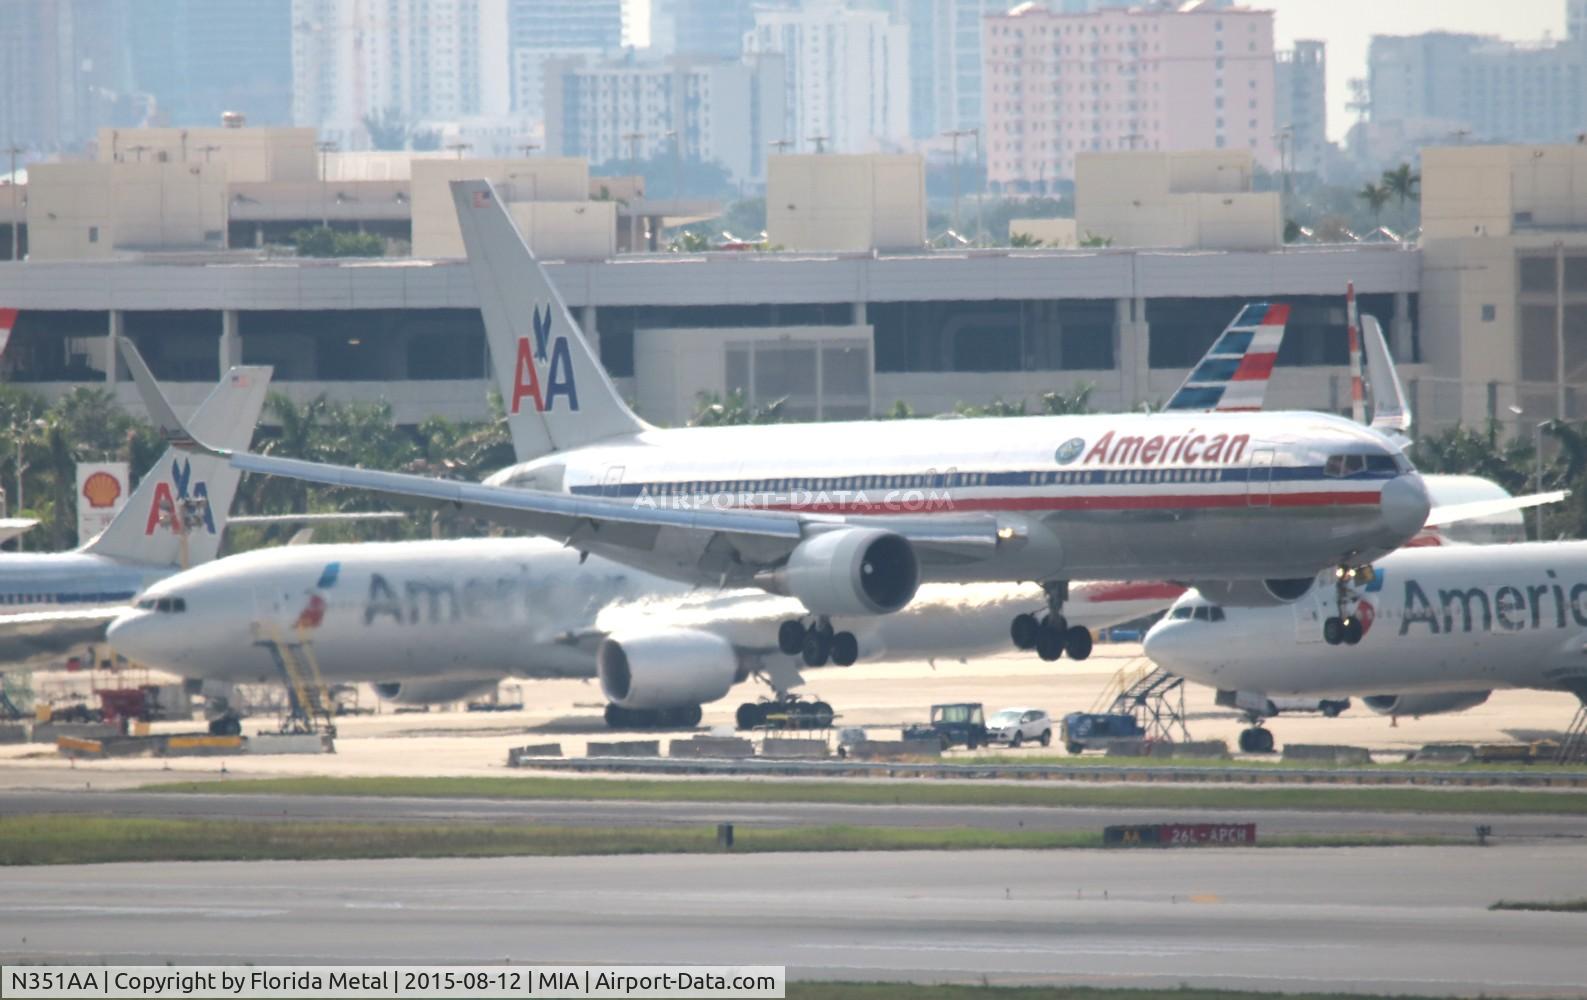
[0,518,38,545]
[0,608,123,664]
[1424,490,1569,528]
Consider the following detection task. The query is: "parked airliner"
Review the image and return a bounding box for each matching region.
[0,366,270,667]
[138,180,1442,669]
[1144,541,1587,751]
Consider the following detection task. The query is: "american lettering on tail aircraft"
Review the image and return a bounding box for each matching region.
[509,305,580,414]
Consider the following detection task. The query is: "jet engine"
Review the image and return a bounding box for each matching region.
[1363,691,1492,717]
[374,679,501,706]
[596,629,745,711]
[763,528,920,616]
[1189,577,1318,607]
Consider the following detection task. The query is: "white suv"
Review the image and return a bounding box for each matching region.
[986,708,1053,748]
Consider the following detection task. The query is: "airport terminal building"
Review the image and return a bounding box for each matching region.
[0,130,1578,434]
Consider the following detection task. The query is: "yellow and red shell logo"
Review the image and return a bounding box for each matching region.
[82,471,123,509]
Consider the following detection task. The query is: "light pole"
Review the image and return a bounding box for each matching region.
[1509,405,1549,539]
[12,417,44,552]
[807,135,830,154]
[665,129,680,200]
[445,141,472,160]
[517,143,540,158]
[3,144,21,261]
[620,131,647,163]
[945,128,976,240]
[315,140,338,228]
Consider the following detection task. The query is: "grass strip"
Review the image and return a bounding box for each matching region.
[139,774,1587,816]
[1489,898,1587,912]
[962,753,1587,774]
[0,816,1446,866]
[787,985,1462,1000]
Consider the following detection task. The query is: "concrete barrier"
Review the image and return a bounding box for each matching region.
[1171,741,1231,760]
[1474,743,1535,764]
[55,736,105,757]
[1282,744,1372,765]
[507,743,564,767]
[163,734,244,755]
[850,739,941,760]
[760,738,830,759]
[32,722,119,744]
[1106,739,1173,758]
[248,733,334,755]
[669,737,754,759]
[587,740,661,758]
[1412,744,1476,765]
[0,722,29,744]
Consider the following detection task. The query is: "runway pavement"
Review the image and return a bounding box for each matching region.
[2,789,1585,841]
[3,846,1585,996]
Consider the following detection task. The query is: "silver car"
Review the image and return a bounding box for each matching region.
[986,707,1053,748]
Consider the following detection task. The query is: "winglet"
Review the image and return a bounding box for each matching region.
[117,337,225,455]
[1361,314,1411,435]
[1423,490,1569,528]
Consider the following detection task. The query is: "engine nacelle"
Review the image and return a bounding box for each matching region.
[1363,691,1492,717]
[374,679,501,706]
[765,528,920,616]
[1187,577,1317,607]
[597,628,743,711]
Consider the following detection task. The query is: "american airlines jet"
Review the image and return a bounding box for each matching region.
[133,179,1440,671]
[1144,541,1587,752]
[106,305,1290,729]
[0,365,270,667]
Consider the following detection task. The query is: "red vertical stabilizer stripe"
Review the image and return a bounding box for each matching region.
[1260,303,1291,327]
[1230,351,1278,381]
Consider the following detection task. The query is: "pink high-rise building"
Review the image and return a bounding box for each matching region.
[983,2,1277,190]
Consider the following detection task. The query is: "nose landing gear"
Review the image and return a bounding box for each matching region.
[778,616,859,667]
[1323,564,1374,646]
[1010,582,1093,661]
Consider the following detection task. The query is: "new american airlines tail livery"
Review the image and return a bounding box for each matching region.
[134,179,1439,674]
[0,365,270,667]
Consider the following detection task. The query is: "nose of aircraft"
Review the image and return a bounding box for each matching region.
[1141,618,1183,667]
[105,609,154,663]
[1379,473,1432,542]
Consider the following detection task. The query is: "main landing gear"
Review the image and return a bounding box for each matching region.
[1010,581,1093,662]
[778,617,859,668]
[735,695,835,731]
[603,703,703,729]
[1238,723,1276,754]
[1323,564,1374,646]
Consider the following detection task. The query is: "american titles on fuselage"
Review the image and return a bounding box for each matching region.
[1397,570,1587,636]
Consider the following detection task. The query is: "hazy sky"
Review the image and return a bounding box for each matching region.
[1265,0,1563,139]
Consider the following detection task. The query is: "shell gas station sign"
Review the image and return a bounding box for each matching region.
[76,462,130,542]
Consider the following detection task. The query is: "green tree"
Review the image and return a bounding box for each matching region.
[1357,183,1391,227]
[689,390,786,426]
[361,107,411,151]
[1009,231,1045,248]
[1041,382,1095,415]
[1382,163,1421,210]
[291,227,385,258]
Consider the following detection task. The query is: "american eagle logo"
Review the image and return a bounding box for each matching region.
[509,304,580,414]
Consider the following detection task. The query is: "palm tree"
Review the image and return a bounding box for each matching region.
[1041,382,1095,415]
[1358,183,1391,227]
[1382,163,1421,210]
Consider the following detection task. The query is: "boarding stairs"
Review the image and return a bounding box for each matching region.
[1093,659,1191,744]
[251,621,337,736]
[1556,700,1587,765]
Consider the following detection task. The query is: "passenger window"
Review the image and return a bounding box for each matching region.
[1209,606,1225,622]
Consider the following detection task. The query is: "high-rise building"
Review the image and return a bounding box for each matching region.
[1368,22,1587,149]
[650,0,763,59]
[291,0,512,148]
[1275,40,1326,175]
[545,52,786,183]
[983,3,1277,189]
[0,0,134,153]
[900,0,998,139]
[128,0,293,127]
[506,0,623,119]
[746,0,911,155]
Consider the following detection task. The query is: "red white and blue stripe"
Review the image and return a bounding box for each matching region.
[1164,303,1289,413]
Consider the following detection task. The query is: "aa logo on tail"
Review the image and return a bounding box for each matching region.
[510,305,580,414]
[143,458,215,535]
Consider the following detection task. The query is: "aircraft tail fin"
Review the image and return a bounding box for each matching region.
[450,179,648,461]
[1164,303,1289,413]
[1361,314,1411,435]
[83,365,272,567]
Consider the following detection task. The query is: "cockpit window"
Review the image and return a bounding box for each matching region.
[1170,606,1193,620]
[1324,454,1368,477]
[1179,605,1226,623]
[138,597,186,613]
